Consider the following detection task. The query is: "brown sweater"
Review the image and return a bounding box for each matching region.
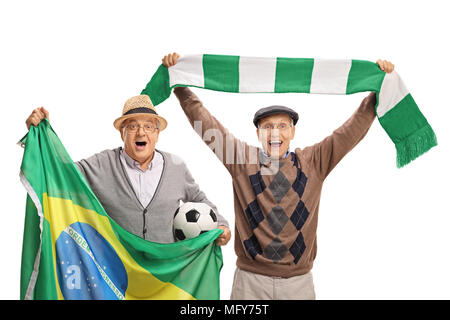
[174,87,376,277]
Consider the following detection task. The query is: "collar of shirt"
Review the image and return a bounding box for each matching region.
[120,148,161,172]
[260,148,291,168]
[262,148,290,160]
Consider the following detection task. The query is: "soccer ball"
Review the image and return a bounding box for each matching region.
[173,202,218,241]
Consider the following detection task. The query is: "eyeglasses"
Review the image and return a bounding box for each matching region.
[124,122,159,133]
[258,122,292,131]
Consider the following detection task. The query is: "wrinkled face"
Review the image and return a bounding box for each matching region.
[121,115,160,167]
[256,113,295,159]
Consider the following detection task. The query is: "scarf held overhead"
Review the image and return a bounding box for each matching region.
[141,54,437,168]
[19,119,223,300]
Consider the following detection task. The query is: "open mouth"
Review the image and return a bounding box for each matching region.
[269,140,283,148]
[135,141,147,150]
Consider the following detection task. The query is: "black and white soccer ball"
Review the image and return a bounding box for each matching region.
[173,202,218,241]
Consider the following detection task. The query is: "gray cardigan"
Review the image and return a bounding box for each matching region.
[75,147,228,243]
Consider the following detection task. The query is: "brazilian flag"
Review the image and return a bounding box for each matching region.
[19,119,223,300]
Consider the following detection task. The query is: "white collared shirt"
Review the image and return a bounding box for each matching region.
[119,149,164,208]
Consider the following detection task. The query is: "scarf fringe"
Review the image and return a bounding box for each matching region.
[395,124,437,168]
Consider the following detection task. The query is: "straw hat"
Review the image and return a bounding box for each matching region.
[113,95,167,131]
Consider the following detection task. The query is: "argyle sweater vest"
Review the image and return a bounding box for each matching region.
[174,87,376,277]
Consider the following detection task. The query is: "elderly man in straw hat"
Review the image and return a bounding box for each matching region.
[25,95,231,245]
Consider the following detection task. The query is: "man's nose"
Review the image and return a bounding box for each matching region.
[137,126,146,135]
[270,129,280,139]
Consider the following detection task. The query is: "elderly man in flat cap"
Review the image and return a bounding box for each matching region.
[163,53,394,300]
[25,95,231,245]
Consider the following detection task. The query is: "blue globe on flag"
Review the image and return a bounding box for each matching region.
[55,222,128,300]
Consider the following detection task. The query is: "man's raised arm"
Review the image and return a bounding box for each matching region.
[302,58,394,180]
[164,53,257,175]
[302,92,377,181]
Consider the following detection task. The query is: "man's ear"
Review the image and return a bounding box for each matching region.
[256,128,262,141]
[120,127,125,141]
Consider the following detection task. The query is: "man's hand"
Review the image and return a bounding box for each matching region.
[162,52,180,68]
[215,226,231,246]
[26,107,49,130]
[376,59,395,73]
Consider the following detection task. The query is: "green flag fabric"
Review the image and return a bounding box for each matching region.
[141,54,437,168]
[19,119,223,300]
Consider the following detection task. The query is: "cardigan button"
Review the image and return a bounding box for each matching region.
[143,228,147,234]
[143,209,147,214]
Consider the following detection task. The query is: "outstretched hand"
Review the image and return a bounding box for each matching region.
[26,107,49,130]
[162,52,180,68]
[215,226,231,246]
[376,59,395,73]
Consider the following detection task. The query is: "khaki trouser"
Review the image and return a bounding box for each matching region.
[230,267,316,300]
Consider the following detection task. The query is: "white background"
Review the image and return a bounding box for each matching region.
[1,0,449,300]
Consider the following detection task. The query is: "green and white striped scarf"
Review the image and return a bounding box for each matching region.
[141,54,437,168]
